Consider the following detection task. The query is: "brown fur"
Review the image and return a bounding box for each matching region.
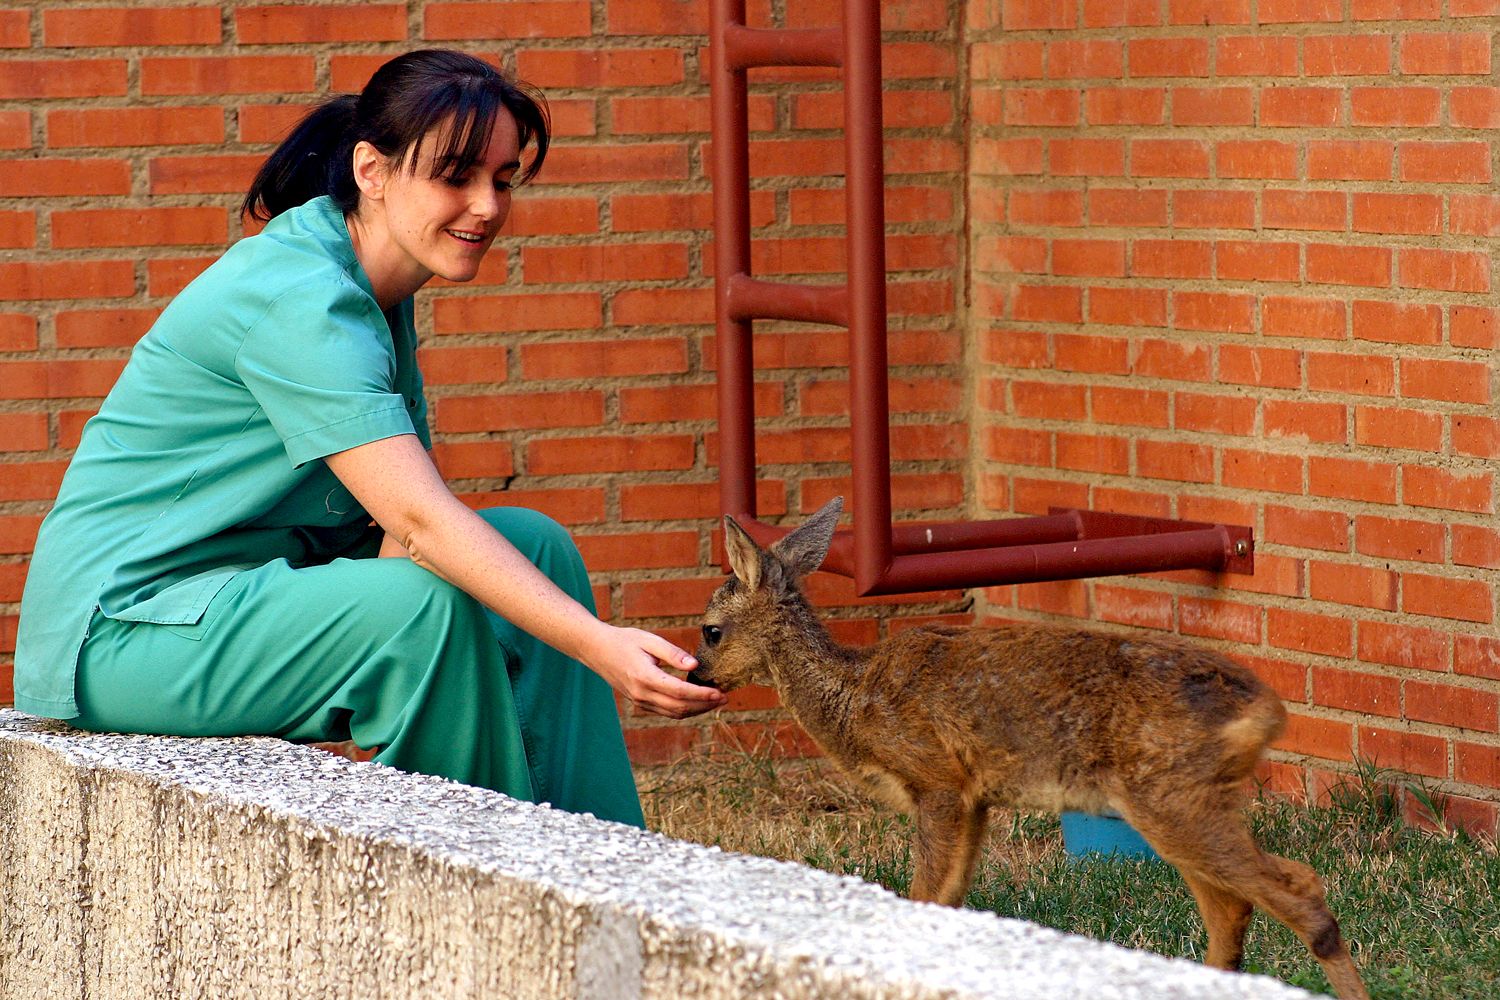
[688,499,1369,1000]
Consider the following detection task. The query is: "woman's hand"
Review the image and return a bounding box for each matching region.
[578,623,725,720]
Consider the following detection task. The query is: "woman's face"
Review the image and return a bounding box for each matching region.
[356,108,522,297]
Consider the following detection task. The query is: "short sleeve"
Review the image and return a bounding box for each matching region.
[235,279,419,468]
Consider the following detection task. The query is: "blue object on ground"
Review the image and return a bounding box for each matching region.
[1060,811,1161,860]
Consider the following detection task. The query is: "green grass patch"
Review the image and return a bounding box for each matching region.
[641,753,1499,999]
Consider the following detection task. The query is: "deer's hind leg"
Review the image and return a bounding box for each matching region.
[908,789,989,907]
[1180,872,1253,970]
[1122,799,1369,1000]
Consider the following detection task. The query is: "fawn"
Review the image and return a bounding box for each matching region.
[687,498,1369,1000]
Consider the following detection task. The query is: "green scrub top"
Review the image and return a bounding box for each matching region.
[15,196,431,719]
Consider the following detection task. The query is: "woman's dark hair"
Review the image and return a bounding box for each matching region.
[242,49,549,222]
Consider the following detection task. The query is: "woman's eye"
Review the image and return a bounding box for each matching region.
[701,624,722,646]
[494,179,513,192]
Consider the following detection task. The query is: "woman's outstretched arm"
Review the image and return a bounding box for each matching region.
[327,433,725,720]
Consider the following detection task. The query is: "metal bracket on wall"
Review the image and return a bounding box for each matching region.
[709,0,1255,596]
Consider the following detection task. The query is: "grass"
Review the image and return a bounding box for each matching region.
[639,751,1500,999]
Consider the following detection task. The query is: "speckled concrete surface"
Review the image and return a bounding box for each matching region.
[0,709,1315,999]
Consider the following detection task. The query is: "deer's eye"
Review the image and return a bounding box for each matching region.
[701,624,723,646]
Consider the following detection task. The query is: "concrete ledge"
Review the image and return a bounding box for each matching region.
[0,710,1312,999]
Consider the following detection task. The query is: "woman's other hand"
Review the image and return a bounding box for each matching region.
[580,625,725,720]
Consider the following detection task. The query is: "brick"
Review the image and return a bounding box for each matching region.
[149,154,264,195]
[1269,607,1352,658]
[575,531,698,572]
[621,383,781,424]
[0,210,33,249]
[1134,338,1212,381]
[1217,34,1298,75]
[1399,32,1492,75]
[1262,296,1345,339]
[239,4,407,42]
[1454,415,1500,459]
[1450,305,1497,348]
[1170,392,1254,434]
[1217,344,1299,386]
[1456,635,1500,681]
[0,58,127,99]
[0,158,131,197]
[1354,514,1445,563]
[970,42,1043,81]
[1087,287,1168,328]
[1172,87,1254,126]
[1261,86,1341,127]
[1002,0,1078,29]
[0,313,35,351]
[1264,400,1346,443]
[1177,290,1257,334]
[1358,726,1448,778]
[1453,525,1500,569]
[1216,140,1298,180]
[1085,87,1165,125]
[1046,39,1124,79]
[1087,188,1167,227]
[1264,504,1348,551]
[1352,193,1442,236]
[1359,621,1449,672]
[1009,188,1085,227]
[1306,351,1394,396]
[0,110,27,151]
[1004,88,1080,127]
[516,48,684,88]
[413,347,507,388]
[1407,681,1498,732]
[1130,139,1211,178]
[1402,357,1489,404]
[621,576,730,618]
[1091,387,1168,427]
[48,107,224,149]
[1056,432,1129,474]
[1222,448,1302,494]
[1456,743,1500,789]
[1403,465,1492,514]
[1215,240,1298,282]
[1308,140,1393,181]
[1011,284,1083,323]
[1260,0,1342,21]
[0,359,125,399]
[1133,239,1211,278]
[55,309,158,349]
[1044,137,1116,176]
[1450,193,1500,237]
[1274,712,1353,761]
[1310,560,1398,611]
[52,207,226,249]
[1351,299,1441,345]
[142,56,316,96]
[1135,440,1214,483]
[44,6,220,46]
[1094,585,1172,630]
[1398,248,1489,293]
[0,261,134,301]
[427,441,513,480]
[528,434,693,475]
[432,292,600,334]
[0,9,26,47]
[1308,456,1397,503]
[1178,596,1260,643]
[1400,141,1491,184]
[1174,190,1256,230]
[146,257,214,298]
[540,143,690,185]
[1304,34,1391,75]
[0,413,48,452]
[624,726,701,766]
[1312,667,1400,717]
[1305,244,1390,287]
[1403,572,1493,623]
[1266,189,1350,232]
[1052,239,1124,277]
[1354,406,1442,451]
[523,338,687,380]
[620,480,785,523]
[1351,86,1441,126]
[437,391,603,432]
[522,243,687,284]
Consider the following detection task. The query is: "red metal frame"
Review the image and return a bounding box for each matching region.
[709,0,1254,596]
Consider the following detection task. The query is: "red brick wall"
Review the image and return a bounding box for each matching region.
[0,1,1495,833]
[972,0,1499,833]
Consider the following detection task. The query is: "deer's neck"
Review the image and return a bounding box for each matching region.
[764,609,869,753]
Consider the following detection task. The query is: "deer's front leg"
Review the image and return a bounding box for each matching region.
[908,790,987,907]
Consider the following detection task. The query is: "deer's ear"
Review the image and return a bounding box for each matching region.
[774,496,842,579]
[723,515,763,590]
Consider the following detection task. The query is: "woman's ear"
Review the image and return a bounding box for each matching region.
[351,141,387,201]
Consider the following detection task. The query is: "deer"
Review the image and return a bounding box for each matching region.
[686,498,1369,1000]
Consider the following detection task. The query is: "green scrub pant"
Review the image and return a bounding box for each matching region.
[71,507,643,827]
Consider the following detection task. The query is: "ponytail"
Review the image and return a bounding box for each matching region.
[241,50,550,224]
[242,95,359,223]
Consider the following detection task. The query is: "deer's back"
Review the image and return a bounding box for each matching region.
[836,623,1285,811]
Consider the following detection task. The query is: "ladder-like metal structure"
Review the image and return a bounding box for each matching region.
[709,0,1253,596]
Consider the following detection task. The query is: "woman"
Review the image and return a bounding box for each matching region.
[13,49,722,827]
